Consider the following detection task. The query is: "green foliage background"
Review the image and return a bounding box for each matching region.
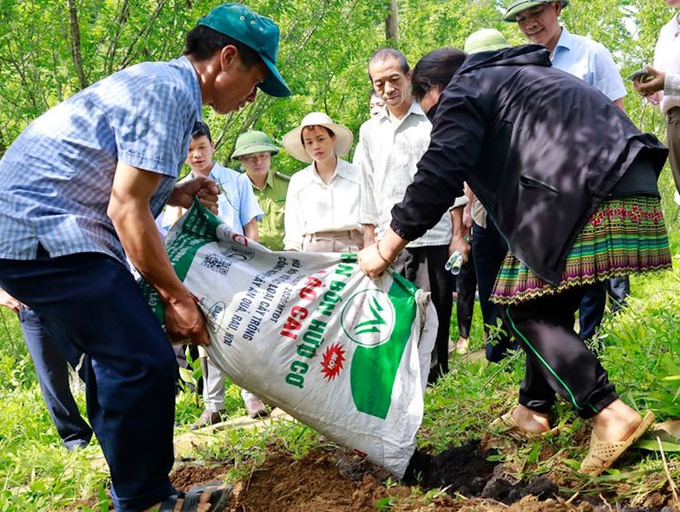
[1,0,680,509]
[0,0,674,173]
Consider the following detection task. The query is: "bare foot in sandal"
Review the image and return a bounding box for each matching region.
[512,404,551,434]
[581,400,655,476]
[591,399,643,442]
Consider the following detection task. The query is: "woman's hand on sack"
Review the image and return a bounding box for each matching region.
[358,244,391,278]
[168,176,220,215]
[358,228,408,278]
[164,293,210,346]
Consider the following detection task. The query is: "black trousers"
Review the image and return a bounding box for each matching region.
[392,245,453,382]
[500,286,618,419]
[455,249,476,339]
[472,221,518,362]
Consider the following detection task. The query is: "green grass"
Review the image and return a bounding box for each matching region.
[3,255,680,509]
[1,170,680,508]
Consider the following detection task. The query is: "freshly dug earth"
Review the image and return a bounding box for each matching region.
[167,442,672,512]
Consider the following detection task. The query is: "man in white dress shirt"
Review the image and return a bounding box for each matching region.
[355,48,468,383]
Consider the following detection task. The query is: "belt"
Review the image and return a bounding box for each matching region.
[305,229,361,239]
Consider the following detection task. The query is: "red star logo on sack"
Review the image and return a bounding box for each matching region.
[320,343,346,381]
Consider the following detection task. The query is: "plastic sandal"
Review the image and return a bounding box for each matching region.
[580,411,656,476]
[158,482,231,512]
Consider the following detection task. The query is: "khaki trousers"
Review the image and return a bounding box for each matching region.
[667,107,680,194]
[301,230,363,253]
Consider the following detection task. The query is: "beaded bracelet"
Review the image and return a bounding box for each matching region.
[375,240,393,265]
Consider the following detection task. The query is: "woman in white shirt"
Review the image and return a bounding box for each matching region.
[282,112,363,252]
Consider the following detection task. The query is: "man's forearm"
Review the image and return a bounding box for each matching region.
[450,206,466,241]
[110,200,189,306]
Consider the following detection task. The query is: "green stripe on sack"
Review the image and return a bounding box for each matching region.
[142,200,223,324]
[350,274,417,419]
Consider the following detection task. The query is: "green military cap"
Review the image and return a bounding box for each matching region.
[232,131,280,158]
[503,0,568,22]
[464,29,511,54]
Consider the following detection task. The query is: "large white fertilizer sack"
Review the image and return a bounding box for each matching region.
[140,203,437,477]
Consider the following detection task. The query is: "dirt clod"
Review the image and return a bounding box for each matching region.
[404,440,498,496]
[170,463,229,491]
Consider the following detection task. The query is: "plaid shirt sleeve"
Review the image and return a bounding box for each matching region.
[113,82,196,178]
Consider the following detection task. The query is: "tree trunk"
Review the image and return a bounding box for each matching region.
[67,0,88,90]
[0,126,6,158]
[385,0,398,44]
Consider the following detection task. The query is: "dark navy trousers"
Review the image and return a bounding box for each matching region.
[578,276,630,340]
[19,307,92,450]
[0,249,177,512]
[392,245,453,383]
[471,221,518,362]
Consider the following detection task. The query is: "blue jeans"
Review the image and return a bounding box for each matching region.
[0,249,177,512]
[19,307,92,450]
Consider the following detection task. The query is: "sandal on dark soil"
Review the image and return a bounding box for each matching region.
[159,482,231,512]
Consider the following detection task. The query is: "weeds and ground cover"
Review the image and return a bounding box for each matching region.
[0,182,679,510]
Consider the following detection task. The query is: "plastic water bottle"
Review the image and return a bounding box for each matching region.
[444,251,463,275]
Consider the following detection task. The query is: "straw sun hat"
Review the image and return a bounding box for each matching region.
[282,112,353,163]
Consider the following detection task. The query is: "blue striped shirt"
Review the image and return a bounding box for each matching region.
[0,56,202,263]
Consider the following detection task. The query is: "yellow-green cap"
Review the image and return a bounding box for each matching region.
[464,29,511,54]
[232,131,279,158]
[503,0,568,22]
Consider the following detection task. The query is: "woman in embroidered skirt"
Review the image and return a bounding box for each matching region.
[358,45,671,476]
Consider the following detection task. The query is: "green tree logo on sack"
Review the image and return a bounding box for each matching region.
[348,277,417,420]
[341,290,395,347]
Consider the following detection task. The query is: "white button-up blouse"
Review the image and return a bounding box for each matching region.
[283,157,362,251]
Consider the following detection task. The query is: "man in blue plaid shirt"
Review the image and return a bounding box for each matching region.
[0,4,289,511]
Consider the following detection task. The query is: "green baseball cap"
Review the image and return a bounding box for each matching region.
[464,29,511,54]
[503,0,568,22]
[232,131,279,158]
[197,3,291,97]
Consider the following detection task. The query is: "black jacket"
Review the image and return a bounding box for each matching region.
[391,45,667,285]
